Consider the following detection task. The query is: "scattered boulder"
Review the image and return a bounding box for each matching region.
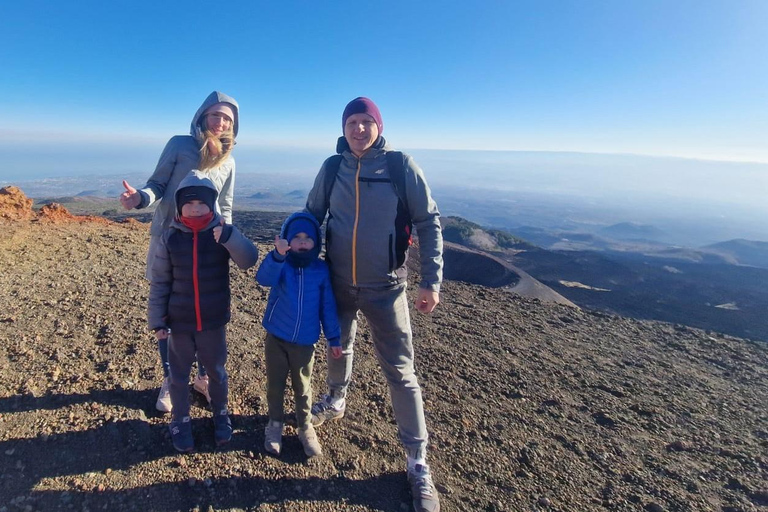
[666,440,691,452]
[38,202,78,223]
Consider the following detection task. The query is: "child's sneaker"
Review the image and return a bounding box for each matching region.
[193,374,211,404]
[298,424,322,457]
[264,420,283,455]
[169,416,193,453]
[213,411,232,446]
[156,377,172,413]
[310,394,345,426]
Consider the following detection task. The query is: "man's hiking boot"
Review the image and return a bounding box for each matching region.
[298,424,322,457]
[407,463,440,512]
[156,377,172,413]
[264,420,283,455]
[193,374,211,404]
[213,411,232,446]
[169,416,193,453]
[310,395,345,427]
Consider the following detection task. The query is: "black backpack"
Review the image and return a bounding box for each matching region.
[322,151,413,268]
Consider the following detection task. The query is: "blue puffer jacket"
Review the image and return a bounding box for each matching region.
[256,212,341,347]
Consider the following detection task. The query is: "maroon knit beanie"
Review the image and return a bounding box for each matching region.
[342,97,383,134]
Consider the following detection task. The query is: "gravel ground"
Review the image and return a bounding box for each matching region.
[0,200,766,512]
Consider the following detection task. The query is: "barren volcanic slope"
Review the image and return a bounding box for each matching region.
[1,197,767,511]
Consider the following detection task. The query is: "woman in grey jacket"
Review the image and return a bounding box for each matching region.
[119,91,240,413]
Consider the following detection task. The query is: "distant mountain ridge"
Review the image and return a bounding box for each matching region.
[441,216,535,251]
[703,239,768,268]
[432,212,768,342]
[599,221,668,242]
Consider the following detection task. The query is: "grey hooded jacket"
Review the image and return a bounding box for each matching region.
[305,136,443,291]
[135,91,240,237]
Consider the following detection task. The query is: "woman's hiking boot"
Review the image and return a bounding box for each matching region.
[156,377,172,413]
[193,374,211,404]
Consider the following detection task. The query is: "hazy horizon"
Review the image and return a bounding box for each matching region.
[3,145,767,246]
[3,143,765,208]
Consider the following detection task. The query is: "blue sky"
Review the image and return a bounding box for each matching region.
[1,0,767,163]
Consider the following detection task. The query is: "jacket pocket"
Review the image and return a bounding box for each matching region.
[267,298,280,322]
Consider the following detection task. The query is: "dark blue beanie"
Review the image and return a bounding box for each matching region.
[283,216,319,268]
[286,217,317,244]
[176,186,216,215]
[342,97,383,134]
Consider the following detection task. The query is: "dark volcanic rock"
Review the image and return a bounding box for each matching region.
[442,242,519,287]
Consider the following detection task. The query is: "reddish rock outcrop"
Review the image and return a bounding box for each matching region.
[0,186,113,225]
[38,202,79,223]
[37,202,113,225]
[0,186,35,221]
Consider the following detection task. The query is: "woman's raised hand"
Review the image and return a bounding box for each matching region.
[119,180,141,210]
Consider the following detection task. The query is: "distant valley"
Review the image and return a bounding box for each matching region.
[441,217,768,342]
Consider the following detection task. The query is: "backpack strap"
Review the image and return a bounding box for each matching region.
[386,151,414,259]
[385,151,408,212]
[322,154,344,200]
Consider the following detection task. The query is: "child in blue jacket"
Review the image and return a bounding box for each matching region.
[256,211,342,457]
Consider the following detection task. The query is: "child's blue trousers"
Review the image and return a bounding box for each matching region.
[168,326,228,420]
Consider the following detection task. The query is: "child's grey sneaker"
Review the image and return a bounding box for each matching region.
[264,420,283,455]
[156,377,172,413]
[310,395,345,426]
[213,411,232,446]
[407,463,440,512]
[169,416,193,453]
[298,424,322,457]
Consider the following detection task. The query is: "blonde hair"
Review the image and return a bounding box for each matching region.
[197,118,236,171]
